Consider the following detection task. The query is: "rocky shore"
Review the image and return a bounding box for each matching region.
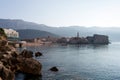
[0,29,42,80]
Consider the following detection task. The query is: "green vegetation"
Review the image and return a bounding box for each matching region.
[0,28,7,39]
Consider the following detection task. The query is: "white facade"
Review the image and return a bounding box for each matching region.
[3,28,19,38]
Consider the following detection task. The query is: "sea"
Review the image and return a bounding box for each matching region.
[15,42,120,80]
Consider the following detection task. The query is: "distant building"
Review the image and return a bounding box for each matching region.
[86,36,94,43]
[69,37,88,44]
[57,34,109,44]
[69,37,80,44]
[3,28,19,41]
[86,34,109,44]
[34,38,43,43]
[93,34,109,44]
[57,37,68,43]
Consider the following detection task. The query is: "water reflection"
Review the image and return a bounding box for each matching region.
[65,44,108,51]
[24,74,42,80]
[15,73,42,80]
[16,43,120,80]
[93,44,108,49]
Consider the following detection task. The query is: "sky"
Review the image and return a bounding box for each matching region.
[0,0,120,27]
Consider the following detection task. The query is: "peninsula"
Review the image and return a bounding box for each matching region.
[57,33,109,44]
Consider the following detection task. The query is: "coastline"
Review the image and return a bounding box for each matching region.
[18,42,53,47]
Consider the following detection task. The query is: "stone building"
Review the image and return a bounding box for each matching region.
[69,37,88,44]
[93,34,109,44]
[3,28,19,41]
[87,34,109,44]
[57,37,68,43]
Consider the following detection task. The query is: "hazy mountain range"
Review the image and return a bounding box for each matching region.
[0,19,120,41]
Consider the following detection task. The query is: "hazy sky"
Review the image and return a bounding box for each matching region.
[1,0,120,27]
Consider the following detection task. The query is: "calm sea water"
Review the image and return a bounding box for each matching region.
[15,42,120,80]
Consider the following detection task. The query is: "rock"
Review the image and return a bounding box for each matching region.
[0,40,7,46]
[0,45,15,53]
[1,59,9,66]
[0,51,18,61]
[20,49,33,58]
[0,46,8,52]
[0,28,42,79]
[1,57,19,71]
[0,63,15,80]
[1,52,12,60]
[0,77,2,80]
[49,66,59,72]
[10,65,19,73]
[35,52,42,57]
[17,58,42,76]
[0,52,4,59]
[11,51,18,58]
[9,57,20,65]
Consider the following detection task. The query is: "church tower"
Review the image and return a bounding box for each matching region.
[77,32,79,38]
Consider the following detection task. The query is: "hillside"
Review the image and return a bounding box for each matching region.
[17,29,59,39]
[0,19,52,30]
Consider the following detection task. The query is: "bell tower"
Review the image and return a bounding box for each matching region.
[77,32,79,38]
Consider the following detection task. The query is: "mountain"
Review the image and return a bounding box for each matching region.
[17,29,59,39]
[0,19,120,41]
[0,19,51,30]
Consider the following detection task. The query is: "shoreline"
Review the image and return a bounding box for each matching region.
[17,42,53,47]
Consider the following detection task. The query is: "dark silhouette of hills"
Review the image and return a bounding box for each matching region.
[17,29,59,39]
[0,19,120,41]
